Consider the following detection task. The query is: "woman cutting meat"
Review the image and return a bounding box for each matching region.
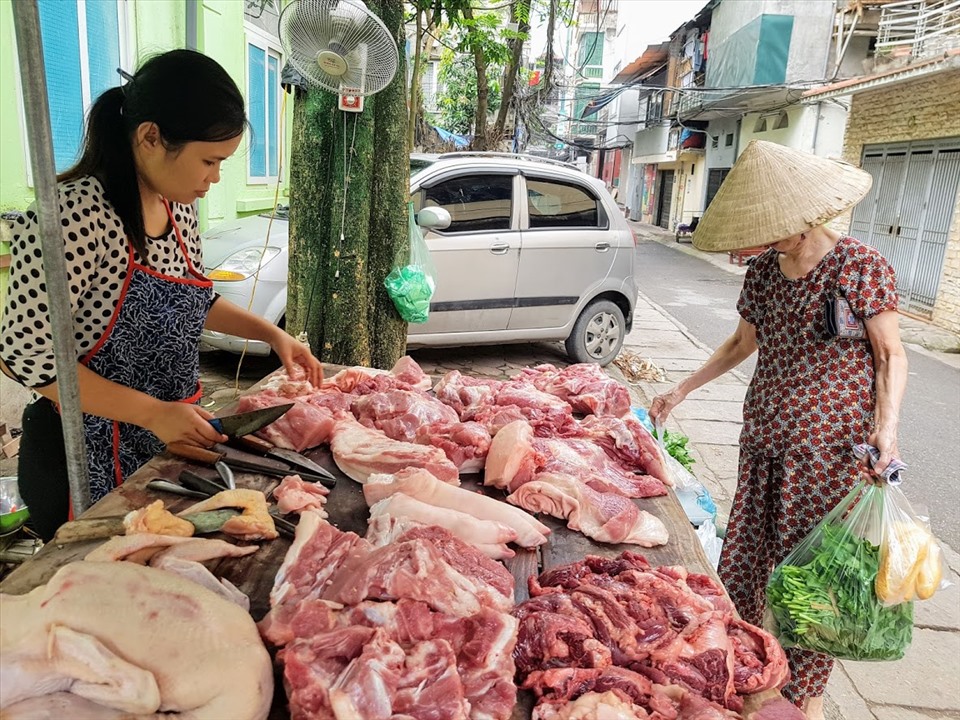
[649,141,908,719]
[0,50,322,541]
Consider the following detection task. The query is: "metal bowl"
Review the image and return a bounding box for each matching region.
[0,476,29,535]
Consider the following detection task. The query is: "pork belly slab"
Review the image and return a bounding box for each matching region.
[364,467,549,548]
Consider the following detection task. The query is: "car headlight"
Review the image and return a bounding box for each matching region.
[208,247,281,281]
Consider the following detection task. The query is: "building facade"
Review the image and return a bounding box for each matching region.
[0,0,294,303]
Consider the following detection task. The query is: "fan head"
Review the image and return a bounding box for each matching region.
[279,0,398,97]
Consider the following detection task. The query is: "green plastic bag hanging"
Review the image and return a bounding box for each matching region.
[384,202,437,324]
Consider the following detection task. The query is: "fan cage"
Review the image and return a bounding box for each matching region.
[279,0,399,97]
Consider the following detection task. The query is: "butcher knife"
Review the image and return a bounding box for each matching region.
[168,443,337,488]
[206,404,294,438]
[166,404,294,459]
[233,434,337,481]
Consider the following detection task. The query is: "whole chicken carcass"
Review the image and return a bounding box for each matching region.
[0,561,272,719]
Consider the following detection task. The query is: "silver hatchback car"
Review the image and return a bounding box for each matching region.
[201,153,637,365]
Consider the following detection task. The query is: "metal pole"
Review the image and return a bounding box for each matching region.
[186,0,199,50]
[11,0,91,515]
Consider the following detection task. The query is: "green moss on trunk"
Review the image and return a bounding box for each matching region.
[368,0,409,369]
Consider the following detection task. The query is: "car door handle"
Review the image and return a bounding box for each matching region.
[490,242,510,255]
[595,241,611,252]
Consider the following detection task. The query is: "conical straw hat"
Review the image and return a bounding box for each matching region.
[692,140,872,252]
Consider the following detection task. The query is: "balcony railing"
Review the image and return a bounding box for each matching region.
[877,0,960,59]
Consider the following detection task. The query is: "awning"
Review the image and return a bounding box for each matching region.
[612,43,669,84]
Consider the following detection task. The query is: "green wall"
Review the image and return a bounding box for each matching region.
[0,0,293,305]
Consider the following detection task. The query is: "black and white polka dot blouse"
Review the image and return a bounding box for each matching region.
[0,176,212,389]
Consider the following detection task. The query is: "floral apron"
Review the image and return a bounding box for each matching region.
[79,200,213,503]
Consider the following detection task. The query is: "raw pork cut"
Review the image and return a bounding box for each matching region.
[484,420,540,490]
[352,389,459,442]
[559,414,670,487]
[492,384,575,433]
[281,599,518,720]
[273,474,330,516]
[414,421,492,472]
[262,515,519,719]
[536,437,667,499]
[514,552,791,718]
[508,473,668,546]
[368,493,518,556]
[519,363,631,418]
[0,562,272,719]
[237,392,338,451]
[363,467,549,547]
[485,421,666,499]
[434,370,504,419]
[330,417,460,484]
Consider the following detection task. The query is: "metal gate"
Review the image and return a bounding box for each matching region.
[656,169,675,229]
[850,137,960,316]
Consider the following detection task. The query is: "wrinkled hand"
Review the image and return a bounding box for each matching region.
[649,386,687,424]
[269,329,324,387]
[862,427,901,485]
[147,401,226,448]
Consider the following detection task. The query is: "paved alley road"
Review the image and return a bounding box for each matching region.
[634,237,960,550]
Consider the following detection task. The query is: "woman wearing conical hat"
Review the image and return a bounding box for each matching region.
[650,140,908,719]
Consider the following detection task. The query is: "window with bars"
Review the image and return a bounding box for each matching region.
[35,0,124,173]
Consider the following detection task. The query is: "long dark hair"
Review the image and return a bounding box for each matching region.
[60,49,246,261]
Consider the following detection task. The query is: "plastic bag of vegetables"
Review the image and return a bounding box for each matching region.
[766,477,911,660]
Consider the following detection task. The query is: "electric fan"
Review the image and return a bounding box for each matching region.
[278,0,398,98]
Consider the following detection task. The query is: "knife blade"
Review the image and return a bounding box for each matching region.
[208,403,294,438]
[234,435,337,481]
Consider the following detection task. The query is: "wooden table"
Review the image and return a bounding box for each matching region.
[0,380,775,718]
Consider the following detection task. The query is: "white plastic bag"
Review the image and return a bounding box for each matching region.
[653,418,717,525]
[697,517,723,570]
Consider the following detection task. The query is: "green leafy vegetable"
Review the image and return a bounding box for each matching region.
[653,428,696,472]
[766,523,913,660]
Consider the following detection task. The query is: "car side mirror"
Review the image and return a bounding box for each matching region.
[416,206,451,231]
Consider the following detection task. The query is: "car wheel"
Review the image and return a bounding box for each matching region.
[564,299,625,366]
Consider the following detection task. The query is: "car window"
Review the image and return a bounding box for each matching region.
[526,178,602,229]
[421,175,513,233]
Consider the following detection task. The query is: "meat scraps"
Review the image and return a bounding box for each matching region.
[513,552,791,718]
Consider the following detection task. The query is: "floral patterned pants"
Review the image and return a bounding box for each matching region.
[718,447,861,706]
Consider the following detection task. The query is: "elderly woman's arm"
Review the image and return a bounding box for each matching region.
[864,309,908,475]
[650,318,758,422]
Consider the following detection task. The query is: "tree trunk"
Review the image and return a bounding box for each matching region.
[287,0,409,369]
[493,0,531,146]
[462,6,490,150]
[368,0,410,369]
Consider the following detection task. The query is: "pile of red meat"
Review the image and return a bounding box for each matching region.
[514,551,796,720]
[259,511,519,720]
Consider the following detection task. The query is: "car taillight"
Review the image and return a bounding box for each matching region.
[629,227,638,246]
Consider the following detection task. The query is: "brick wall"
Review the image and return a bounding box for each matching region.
[841,69,960,334]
